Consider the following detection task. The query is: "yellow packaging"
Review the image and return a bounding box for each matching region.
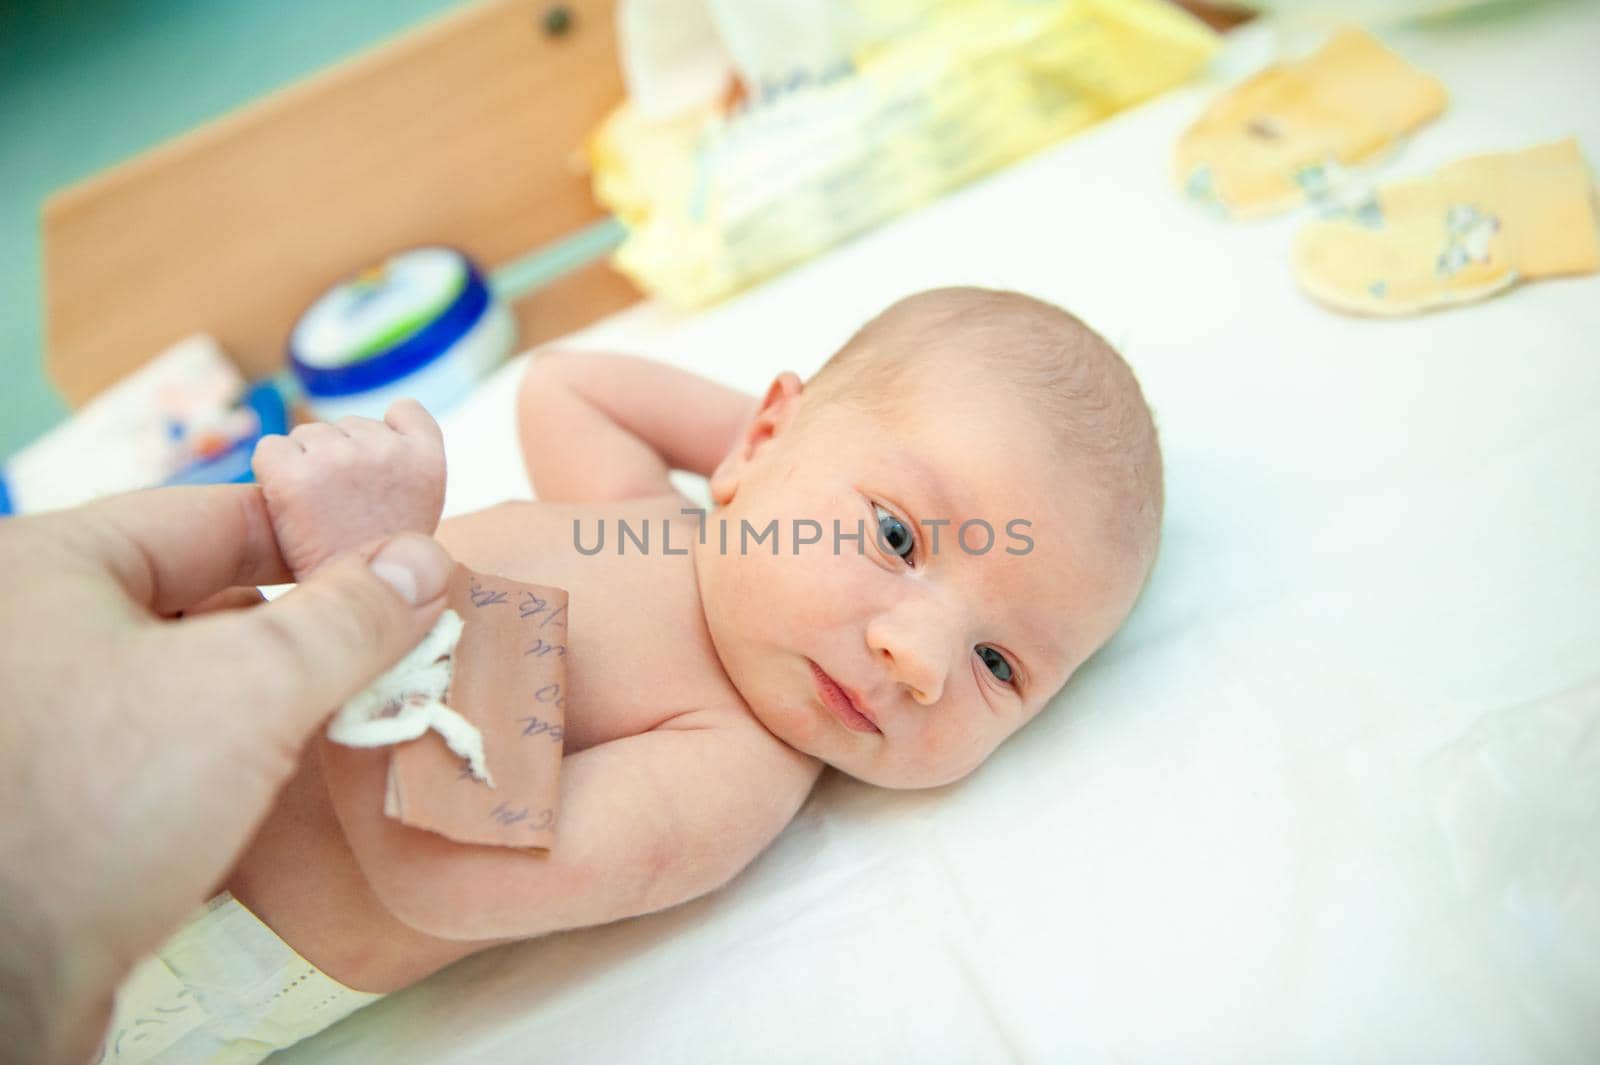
[593,0,1219,306]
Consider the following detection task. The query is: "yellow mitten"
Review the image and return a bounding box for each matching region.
[1176,27,1448,218]
[1291,138,1600,316]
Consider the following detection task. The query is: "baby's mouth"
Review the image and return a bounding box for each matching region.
[809,661,881,734]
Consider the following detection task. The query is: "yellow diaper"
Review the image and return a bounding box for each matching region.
[1176,27,1448,218]
[1291,138,1600,316]
[94,893,382,1065]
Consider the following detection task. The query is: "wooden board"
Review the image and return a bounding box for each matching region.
[42,0,640,407]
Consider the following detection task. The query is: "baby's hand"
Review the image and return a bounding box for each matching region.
[253,399,447,579]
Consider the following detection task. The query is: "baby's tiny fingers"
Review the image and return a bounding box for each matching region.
[290,422,347,450]
[251,434,299,481]
[334,414,389,441]
[384,398,443,444]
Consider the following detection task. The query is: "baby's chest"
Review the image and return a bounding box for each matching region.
[558,570,735,752]
[442,503,744,753]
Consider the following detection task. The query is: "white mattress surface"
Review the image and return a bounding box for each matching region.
[282,6,1600,1062]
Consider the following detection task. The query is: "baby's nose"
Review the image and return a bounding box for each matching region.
[866,610,953,707]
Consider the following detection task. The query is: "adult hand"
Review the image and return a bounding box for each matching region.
[0,484,449,1065]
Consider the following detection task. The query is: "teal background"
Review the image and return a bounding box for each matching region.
[0,0,469,459]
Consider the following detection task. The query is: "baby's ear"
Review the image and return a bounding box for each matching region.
[709,372,804,504]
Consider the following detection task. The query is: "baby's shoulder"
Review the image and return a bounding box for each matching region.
[439,492,698,553]
[646,704,825,810]
[436,492,696,581]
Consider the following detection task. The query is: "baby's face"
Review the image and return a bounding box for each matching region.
[696,366,1144,789]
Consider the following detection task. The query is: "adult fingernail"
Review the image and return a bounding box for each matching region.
[369,535,451,605]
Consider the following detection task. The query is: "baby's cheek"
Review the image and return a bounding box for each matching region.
[919,709,1002,785]
[770,551,846,628]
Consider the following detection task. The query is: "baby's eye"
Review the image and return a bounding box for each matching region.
[873,503,917,565]
[976,645,1015,686]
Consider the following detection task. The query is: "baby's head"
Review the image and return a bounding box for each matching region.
[695,287,1162,788]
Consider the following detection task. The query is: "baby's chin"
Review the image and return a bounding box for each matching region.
[735,679,986,789]
[743,697,908,786]
[819,747,985,792]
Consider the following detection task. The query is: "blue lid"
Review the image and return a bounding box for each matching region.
[289,248,491,399]
[0,472,12,517]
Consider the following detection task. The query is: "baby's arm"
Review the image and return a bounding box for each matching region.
[251,400,446,578]
[517,352,757,503]
[320,719,820,940]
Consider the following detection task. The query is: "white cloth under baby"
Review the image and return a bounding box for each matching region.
[325,609,495,786]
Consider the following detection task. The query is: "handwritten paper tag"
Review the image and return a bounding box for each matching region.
[383,564,569,850]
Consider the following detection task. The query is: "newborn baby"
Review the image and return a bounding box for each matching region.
[98,287,1162,1063]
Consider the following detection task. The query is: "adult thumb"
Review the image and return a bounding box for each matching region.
[217,533,452,737]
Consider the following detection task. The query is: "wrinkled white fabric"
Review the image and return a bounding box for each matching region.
[327,610,494,786]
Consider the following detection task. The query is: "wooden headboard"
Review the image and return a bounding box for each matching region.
[42,0,640,407]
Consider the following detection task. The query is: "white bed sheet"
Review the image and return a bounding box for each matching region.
[281,5,1600,1062]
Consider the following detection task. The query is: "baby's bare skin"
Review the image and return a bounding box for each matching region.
[228,499,820,990]
[235,403,819,991]
[228,295,1150,997]
[252,400,447,579]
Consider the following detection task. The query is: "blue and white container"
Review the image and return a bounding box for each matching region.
[289,247,516,421]
[0,334,278,517]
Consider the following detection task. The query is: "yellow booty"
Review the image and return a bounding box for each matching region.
[1176,27,1448,218]
[1290,138,1600,316]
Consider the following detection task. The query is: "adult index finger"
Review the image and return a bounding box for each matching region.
[46,483,296,614]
